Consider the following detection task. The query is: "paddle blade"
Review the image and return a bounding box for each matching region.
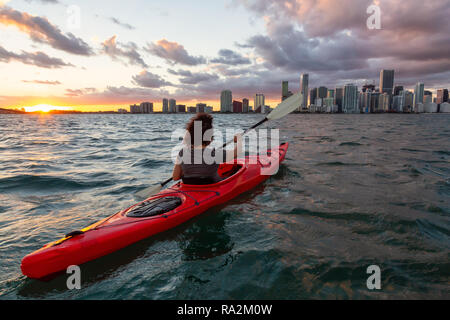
[267,92,303,121]
[135,184,162,200]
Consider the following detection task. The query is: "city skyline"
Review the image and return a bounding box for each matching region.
[1,0,450,112]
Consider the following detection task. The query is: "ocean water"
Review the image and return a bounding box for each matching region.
[0,113,448,299]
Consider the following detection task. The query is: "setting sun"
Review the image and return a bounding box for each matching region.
[23,104,73,113]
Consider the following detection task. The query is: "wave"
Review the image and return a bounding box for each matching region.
[0,174,115,193]
[339,142,362,146]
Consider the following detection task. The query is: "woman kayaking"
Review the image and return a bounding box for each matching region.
[172,113,242,185]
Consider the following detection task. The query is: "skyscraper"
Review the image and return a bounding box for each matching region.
[335,87,344,113]
[380,70,395,95]
[169,99,176,113]
[220,90,232,112]
[300,74,309,109]
[394,85,404,97]
[162,98,168,113]
[343,84,359,113]
[254,94,265,113]
[413,82,425,111]
[242,98,249,113]
[282,81,289,101]
[309,88,317,107]
[317,87,328,99]
[436,89,449,104]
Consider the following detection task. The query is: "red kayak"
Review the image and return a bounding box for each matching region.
[21,143,289,279]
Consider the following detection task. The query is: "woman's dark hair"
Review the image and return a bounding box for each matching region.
[186,113,213,147]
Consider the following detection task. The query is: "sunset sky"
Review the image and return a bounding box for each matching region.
[1,0,449,112]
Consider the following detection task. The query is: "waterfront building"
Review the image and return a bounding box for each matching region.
[436,89,449,104]
[394,85,404,96]
[335,87,344,113]
[327,89,335,98]
[162,98,168,113]
[254,94,265,113]
[439,102,450,113]
[362,83,376,92]
[424,102,438,113]
[242,98,249,113]
[380,69,395,95]
[370,92,380,112]
[196,103,206,113]
[205,106,213,113]
[343,84,359,113]
[413,82,425,112]
[169,99,176,113]
[187,106,196,113]
[129,104,140,113]
[232,100,243,113]
[317,86,328,99]
[378,93,390,112]
[309,88,317,108]
[140,102,153,113]
[282,81,289,101]
[392,95,403,112]
[300,74,309,109]
[220,90,232,112]
[176,105,186,113]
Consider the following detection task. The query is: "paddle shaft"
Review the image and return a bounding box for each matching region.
[161,117,269,188]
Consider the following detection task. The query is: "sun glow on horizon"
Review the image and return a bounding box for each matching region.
[23,104,73,113]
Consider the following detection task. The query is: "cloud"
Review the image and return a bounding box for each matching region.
[22,80,61,85]
[0,6,93,55]
[233,0,450,90]
[0,45,74,68]
[210,49,251,65]
[167,68,219,84]
[109,17,135,30]
[65,88,96,97]
[145,39,206,65]
[101,35,148,68]
[24,0,59,4]
[132,70,171,88]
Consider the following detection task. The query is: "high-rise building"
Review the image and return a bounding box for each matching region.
[220,90,232,112]
[394,85,404,97]
[436,89,449,104]
[361,90,372,113]
[309,88,317,107]
[362,84,376,92]
[300,74,309,109]
[335,87,344,113]
[317,87,328,99]
[370,92,380,112]
[254,94,265,113]
[196,103,206,113]
[343,84,359,113]
[129,104,140,113]
[242,98,249,113]
[413,82,425,111]
[401,90,414,112]
[140,102,153,113]
[380,69,395,95]
[169,99,176,113]
[176,105,186,113]
[282,81,289,101]
[378,93,390,112]
[162,98,168,113]
[392,95,404,112]
[232,100,243,113]
[327,89,335,98]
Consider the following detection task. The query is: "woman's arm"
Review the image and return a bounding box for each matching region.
[172,163,182,181]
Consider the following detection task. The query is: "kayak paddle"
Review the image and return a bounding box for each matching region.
[135,92,303,200]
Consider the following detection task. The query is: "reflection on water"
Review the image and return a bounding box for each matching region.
[0,113,449,299]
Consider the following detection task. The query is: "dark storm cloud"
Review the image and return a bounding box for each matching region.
[145,39,206,66]
[0,45,73,68]
[210,49,251,65]
[233,0,450,90]
[132,70,172,88]
[0,6,93,56]
[102,35,148,68]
